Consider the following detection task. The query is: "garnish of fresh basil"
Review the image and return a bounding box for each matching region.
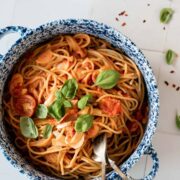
[166,49,177,65]
[56,90,72,107]
[61,78,78,99]
[78,94,92,110]
[20,117,38,139]
[48,100,65,120]
[95,70,120,89]
[75,114,94,132]
[160,8,174,24]
[35,104,48,119]
[63,100,73,108]
[43,124,53,139]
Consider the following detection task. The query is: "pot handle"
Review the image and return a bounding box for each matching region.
[126,145,159,180]
[141,145,159,180]
[0,26,31,61]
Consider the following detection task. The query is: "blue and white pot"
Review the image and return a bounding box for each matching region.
[0,19,159,180]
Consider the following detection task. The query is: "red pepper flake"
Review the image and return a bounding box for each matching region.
[172,84,176,88]
[164,81,169,86]
[176,87,180,91]
[170,70,175,73]
[121,22,126,27]
[119,11,126,16]
[115,17,119,21]
[143,20,146,23]
[125,14,128,16]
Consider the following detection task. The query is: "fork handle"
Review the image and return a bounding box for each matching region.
[101,162,106,180]
[110,163,128,180]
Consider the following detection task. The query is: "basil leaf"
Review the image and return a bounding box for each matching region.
[160,8,174,24]
[56,90,65,101]
[35,104,48,119]
[166,49,176,65]
[20,117,38,139]
[63,100,73,108]
[95,70,120,89]
[61,78,78,99]
[48,100,65,121]
[43,124,53,139]
[75,114,94,132]
[176,114,180,129]
[78,94,92,110]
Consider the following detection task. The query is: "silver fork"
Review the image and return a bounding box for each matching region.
[93,134,129,180]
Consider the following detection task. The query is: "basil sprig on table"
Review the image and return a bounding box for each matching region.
[78,94,92,110]
[176,114,180,129]
[165,49,177,65]
[20,117,38,139]
[35,104,48,119]
[160,8,174,24]
[61,78,78,99]
[75,114,94,132]
[43,124,53,139]
[95,70,120,89]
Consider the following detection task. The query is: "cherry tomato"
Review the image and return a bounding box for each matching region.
[100,97,122,116]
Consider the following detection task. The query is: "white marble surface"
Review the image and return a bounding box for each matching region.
[0,0,180,179]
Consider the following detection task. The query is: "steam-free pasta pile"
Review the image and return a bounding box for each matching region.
[3,34,148,179]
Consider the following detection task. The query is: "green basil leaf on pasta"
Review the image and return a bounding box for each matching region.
[48,100,65,121]
[56,90,65,101]
[166,49,177,65]
[43,124,53,139]
[75,114,94,132]
[61,78,78,99]
[63,100,73,108]
[20,117,38,139]
[78,94,92,110]
[95,70,120,89]
[160,8,174,24]
[35,104,48,119]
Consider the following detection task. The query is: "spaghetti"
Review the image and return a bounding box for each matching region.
[3,34,148,179]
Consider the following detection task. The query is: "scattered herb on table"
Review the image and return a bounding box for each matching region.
[119,11,126,16]
[121,22,126,27]
[172,84,176,88]
[160,8,174,24]
[176,114,180,129]
[164,81,169,86]
[165,49,177,65]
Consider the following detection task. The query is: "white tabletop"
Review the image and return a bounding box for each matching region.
[0,0,180,179]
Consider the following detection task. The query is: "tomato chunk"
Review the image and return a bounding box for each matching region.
[86,124,100,139]
[10,73,24,97]
[13,95,36,117]
[36,49,53,65]
[99,97,122,116]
